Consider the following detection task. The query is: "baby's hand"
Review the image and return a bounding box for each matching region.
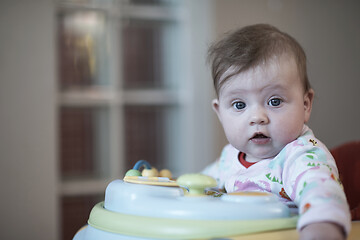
[299,222,345,240]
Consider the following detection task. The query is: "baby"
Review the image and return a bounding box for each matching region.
[202,24,351,239]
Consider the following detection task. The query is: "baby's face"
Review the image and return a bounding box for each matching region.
[213,56,313,163]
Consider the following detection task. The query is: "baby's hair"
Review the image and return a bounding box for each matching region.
[208,24,310,96]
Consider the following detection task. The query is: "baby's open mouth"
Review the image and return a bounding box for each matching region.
[250,133,270,144]
[251,133,269,139]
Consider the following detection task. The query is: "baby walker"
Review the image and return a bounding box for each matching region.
[73,160,297,240]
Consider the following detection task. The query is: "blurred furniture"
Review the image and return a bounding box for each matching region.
[331,141,360,220]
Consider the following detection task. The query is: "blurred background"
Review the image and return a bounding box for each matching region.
[0,0,359,239]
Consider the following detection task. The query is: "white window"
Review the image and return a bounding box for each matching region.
[57,0,215,239]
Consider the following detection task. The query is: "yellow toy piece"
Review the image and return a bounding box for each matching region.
[123,176,179,187]
[159,169,172,179]
[141,167,159,177]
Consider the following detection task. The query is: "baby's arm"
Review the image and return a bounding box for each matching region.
[299,222,345,240]
[282,137,351,237]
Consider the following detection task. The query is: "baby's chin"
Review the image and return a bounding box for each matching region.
[232,142,286,161]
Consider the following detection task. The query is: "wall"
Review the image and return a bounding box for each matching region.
[0,1,58,239]
[210,0,360,154]
[183,0,217,172]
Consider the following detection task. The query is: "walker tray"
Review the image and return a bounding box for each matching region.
[73,161,297,240]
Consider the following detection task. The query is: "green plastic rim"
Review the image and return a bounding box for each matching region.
[88,202,298,239]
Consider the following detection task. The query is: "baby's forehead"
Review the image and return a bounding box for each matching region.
[221,55,299,82]
[217,56,302,95]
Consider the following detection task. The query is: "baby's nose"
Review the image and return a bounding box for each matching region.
[249,107,269,125]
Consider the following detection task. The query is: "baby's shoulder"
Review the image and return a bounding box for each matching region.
[287,126,329,153]
[219,144,239,160]
[280,127,335,170]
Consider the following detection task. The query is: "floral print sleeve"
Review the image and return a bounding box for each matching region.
[282,130,351,234]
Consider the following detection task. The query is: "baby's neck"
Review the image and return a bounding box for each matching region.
[244,155,262,163]
[244,154,273,163]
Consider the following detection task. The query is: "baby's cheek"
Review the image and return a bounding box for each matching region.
[273,121,302,145]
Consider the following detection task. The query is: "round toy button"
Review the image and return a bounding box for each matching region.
[142,167,159,177]
[125,169,142,177]
[176,174,217,196]
[159,169,172,179]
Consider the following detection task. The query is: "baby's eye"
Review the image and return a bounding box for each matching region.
[232,101,246,110]
[268,98,282,107]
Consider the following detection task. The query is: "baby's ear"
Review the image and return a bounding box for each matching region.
[304,89,315,123]
[212,99,221,120]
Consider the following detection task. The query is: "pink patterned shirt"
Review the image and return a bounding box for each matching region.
[202,125,351,234]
